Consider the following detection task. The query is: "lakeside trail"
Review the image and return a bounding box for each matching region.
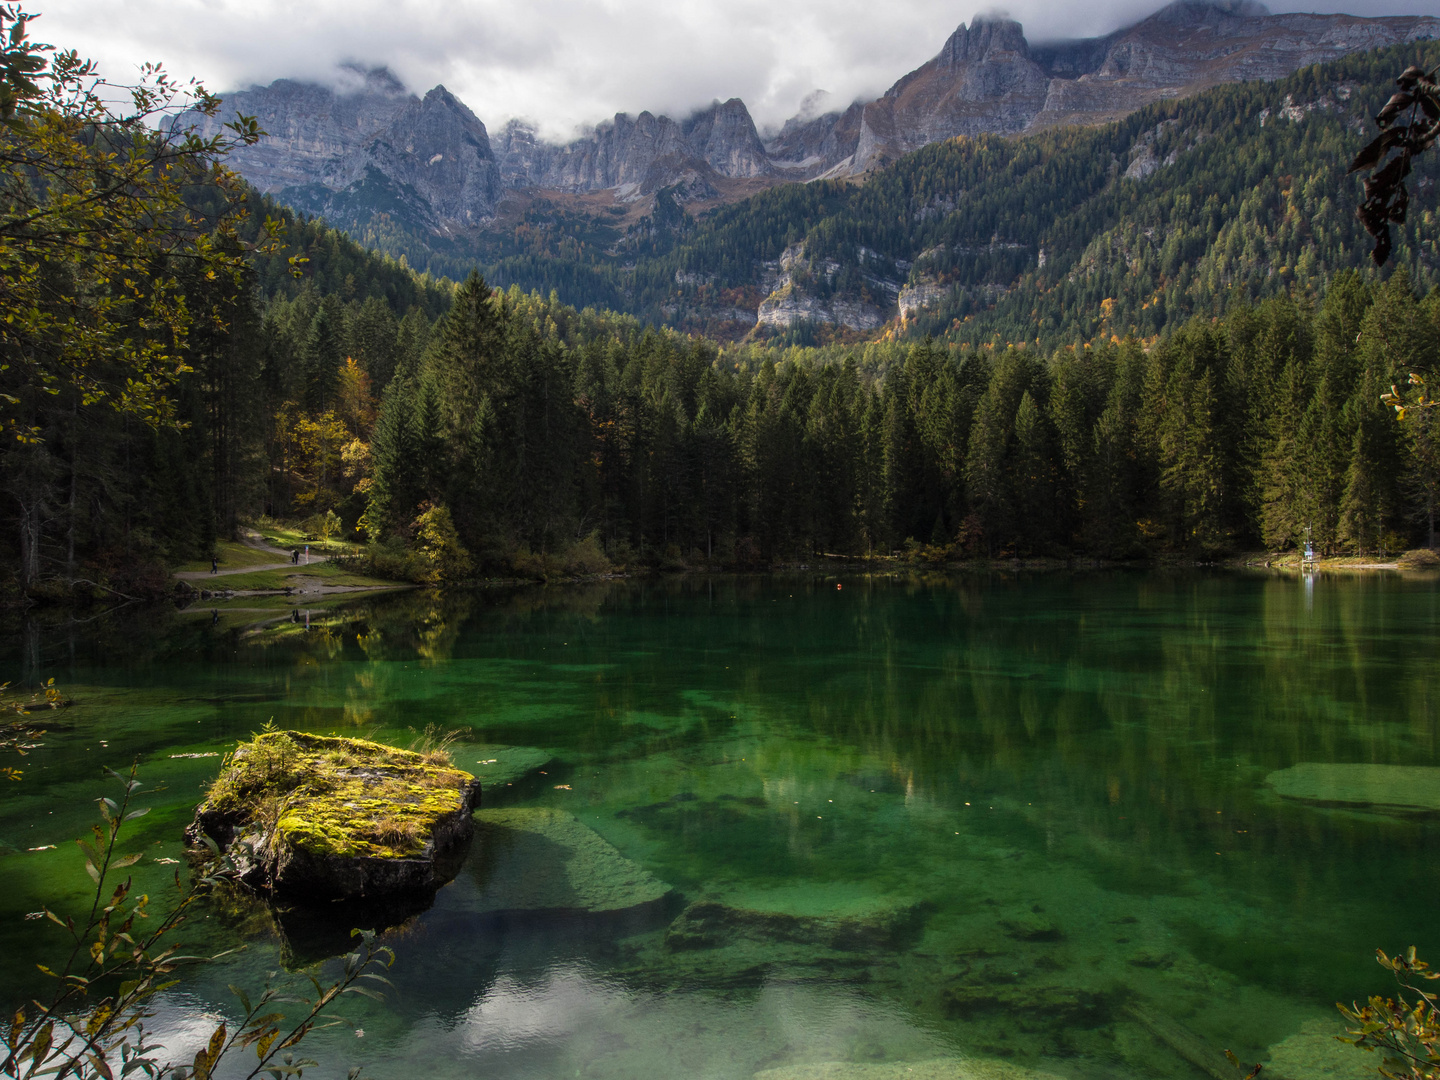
[173,530,411,598]
[173,530,296,580]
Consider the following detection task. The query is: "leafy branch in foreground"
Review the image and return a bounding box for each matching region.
[0,676,64,780]
[1339,947,1440,1079]
[1350,64,1440,265]
[2,764,393,1080]
[0,5,287,442]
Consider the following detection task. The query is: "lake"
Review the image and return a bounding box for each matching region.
[0,570,1435,1080]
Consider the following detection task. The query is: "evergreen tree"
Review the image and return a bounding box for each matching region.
[362,377,421,540]
[302,304,344,415]
[1011,391,1060,554]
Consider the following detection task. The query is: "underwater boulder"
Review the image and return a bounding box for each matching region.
[1264,1019,1374,1080]
[1000,912,1062,942]
[468,744,555,788]
[753,1059,1065,1080]
[666,884,926,952]
[186,731,481,901]
[1266,763,1440,813]
[470,807,672,914]
[944,984,1113,1028]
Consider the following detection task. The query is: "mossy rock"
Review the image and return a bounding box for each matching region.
[186,731,480,900]
[1266,762,1440,813]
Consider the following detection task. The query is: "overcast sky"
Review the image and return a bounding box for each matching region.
[38,0,1440,139]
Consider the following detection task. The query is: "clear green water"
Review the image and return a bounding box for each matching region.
[1,572,1437,1080]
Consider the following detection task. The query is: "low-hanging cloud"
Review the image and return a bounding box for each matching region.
[36,0,1440,140]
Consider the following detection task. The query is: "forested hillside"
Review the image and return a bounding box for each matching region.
[357,42,1440,347]
[16,163,1440,590]
[10,10,1440,601]
[649,40,1440,345]
[340,269,1439,570]
[0,137,456,598]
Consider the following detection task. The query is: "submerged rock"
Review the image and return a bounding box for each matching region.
[186,731,480,900]
[1123,1001,1233,1080]
[470,807,672,914]
[469,744,553,788]
[1264,1019,1375,1080]
[666,884,925,952]
[944,984,1112,1027]
[1266,763,1440,812]
[753,1059,1065,1080]
[1000,913,1062,942]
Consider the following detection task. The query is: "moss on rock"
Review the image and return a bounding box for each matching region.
[187,730,481,900]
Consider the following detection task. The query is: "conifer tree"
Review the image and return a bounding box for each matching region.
[350,297,402,390]
[362,377,421,540]
[1259,354,1312,550]
[1011,391,1059,554]
[302,305,344,415]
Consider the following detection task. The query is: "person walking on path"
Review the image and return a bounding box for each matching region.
[211,557,218,574]
[291,548,299,565]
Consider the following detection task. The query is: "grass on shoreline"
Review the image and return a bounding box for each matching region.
[175,538,288,574]
[182,563,399,592]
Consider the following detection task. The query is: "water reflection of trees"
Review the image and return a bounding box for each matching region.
[717,571,1438,998]
[5,572,1435,1000]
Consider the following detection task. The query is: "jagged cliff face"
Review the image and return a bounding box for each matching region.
[846,18,1052,173]
[1025,3,1440,130]
[814,2,1440,174]
[316,87,502,233]
[185,66,416,191]
[489,97,772,197]
[190,0,1440,237]
[186,69,501,234]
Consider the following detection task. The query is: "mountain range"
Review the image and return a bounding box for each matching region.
[188,0,1440,242]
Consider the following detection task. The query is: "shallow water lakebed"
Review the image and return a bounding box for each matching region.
[0,571,1435,1080]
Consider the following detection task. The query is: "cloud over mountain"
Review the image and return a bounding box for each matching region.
[41,0,1440,140]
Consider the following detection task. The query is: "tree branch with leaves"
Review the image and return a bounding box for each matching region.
[3,764,393,1080]
[1350,64,1440,267]
[0,6,290,444]
[1340,947,1440,1080]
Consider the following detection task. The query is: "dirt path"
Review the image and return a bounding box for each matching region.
[174,530,328,581]
[239,528,289,557]
[176,562,293,580]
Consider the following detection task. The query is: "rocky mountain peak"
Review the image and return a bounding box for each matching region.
[195,0,1440,247]
[333,63,411,97]
[416,85,488,137]
[1147,0,1270,22]
[938,17,1032,67]
[683,98,770,177]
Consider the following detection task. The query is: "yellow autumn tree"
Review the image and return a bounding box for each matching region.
[336,356,377,438]
[275,404,349,511]
[412,504,472,585]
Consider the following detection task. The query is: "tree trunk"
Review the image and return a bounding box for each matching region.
[17,496,41,590]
